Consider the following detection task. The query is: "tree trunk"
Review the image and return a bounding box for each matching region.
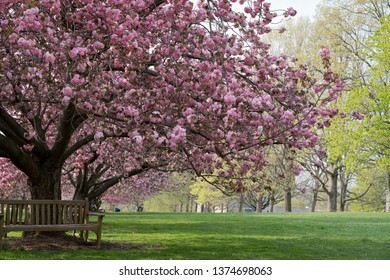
[328,192,337,212]
[29,167,62,200]
[256,194,263,213]
[311,189,318,212]
[238,192,244,212]
[339,168,347,212]
[269,192,275,213]
[284,151,294,213]
[284,190,292,212]
[328,169,338,212]
[25,165,63,237]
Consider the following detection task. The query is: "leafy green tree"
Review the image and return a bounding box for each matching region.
[190,179,232,212]
[144,172,195,212]
[349,168,387,211]
[327,13,389,210]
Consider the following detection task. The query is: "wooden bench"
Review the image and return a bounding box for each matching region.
[0,199,104,248]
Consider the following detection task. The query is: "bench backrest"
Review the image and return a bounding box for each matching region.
[0,199,89,226]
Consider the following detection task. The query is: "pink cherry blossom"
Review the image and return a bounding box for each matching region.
[319,47,331,59]
[94,132,104,142]
[43,51,56,64]
[62,86,74,97]
[61,96,71,106]
[351,110,364,120]
[287,7,297,16]
[281,110,295,124]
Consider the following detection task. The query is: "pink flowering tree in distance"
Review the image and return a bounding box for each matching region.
[0,158,28,198]
[0,0,344,201]
[101,171,183,211]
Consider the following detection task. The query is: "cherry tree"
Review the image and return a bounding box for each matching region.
[0,0,344,200]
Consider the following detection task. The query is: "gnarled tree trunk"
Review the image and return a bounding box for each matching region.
[29,165,62,200]
[24,164,64,237]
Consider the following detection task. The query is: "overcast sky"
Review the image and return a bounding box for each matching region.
[268,0,323,18]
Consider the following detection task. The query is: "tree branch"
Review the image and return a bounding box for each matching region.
[138,0,166,17]
[0,105,29,146]
[87,163,153,199]
[0,134,40,180]
[51,103,87,163]
[63,134,94,162]
[346,184,373,202]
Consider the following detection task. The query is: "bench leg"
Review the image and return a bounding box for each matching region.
[85,230,89,243]
[0,232,5,249]
[88,229,102,249]
[96,230,102,249]
[79,230,85,240]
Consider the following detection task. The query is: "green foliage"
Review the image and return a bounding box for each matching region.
[332,14,390,172]
[144,172,195,212]
[367,14,390,170]
[349,168,387,211]
[144,192,183,212]
[190,178,232,208]
[325,9,389,175]
[370,15,390,80]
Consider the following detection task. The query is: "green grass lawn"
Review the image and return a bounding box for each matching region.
[1,212,390,260]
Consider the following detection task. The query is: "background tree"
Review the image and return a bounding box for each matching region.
[144,172,196,212]
[190,178,232,212]
[319,1,389,211]
[0,158,28,199]
[348,168,387,211]
[265,0,389,212]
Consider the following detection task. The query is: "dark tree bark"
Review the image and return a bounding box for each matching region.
[327,166,339,212]
[269,191,275,213]
[284,190,292,212]
[339,168,353,212]
[311,187,319,212]
[29,165,62,200]
[256,193,263,213]
[70,161,153,201]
